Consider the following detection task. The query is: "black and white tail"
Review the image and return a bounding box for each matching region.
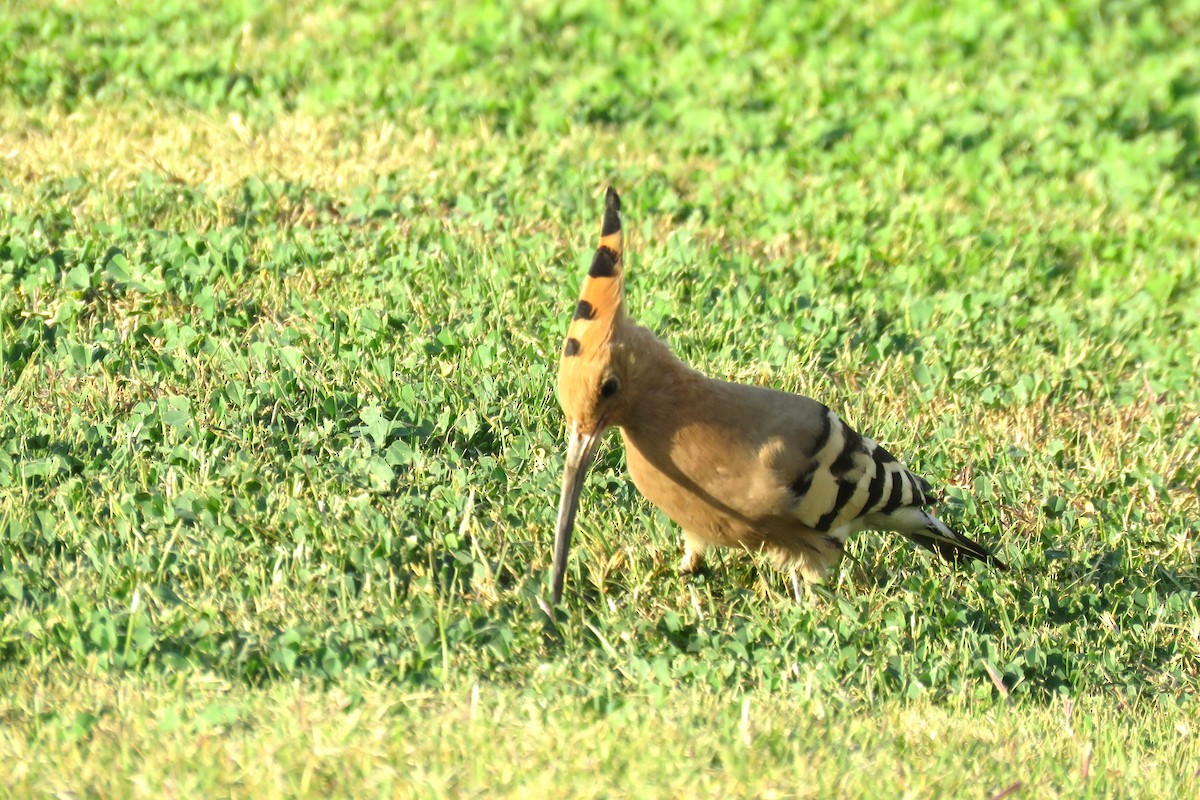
[870,505,1009,570]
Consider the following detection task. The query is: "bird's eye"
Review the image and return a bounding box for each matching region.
[599,376,620,399]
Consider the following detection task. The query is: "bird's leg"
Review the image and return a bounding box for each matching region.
[790,570,805,603]
[679,532,707,575]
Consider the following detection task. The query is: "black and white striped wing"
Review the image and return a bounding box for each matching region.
[788,405,931,534]
[785,404,1006,567]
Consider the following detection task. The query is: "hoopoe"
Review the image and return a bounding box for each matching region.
[551,187,1008,604]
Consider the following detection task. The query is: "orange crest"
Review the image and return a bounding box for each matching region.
[557,187,627,433]
[560,186,624,360]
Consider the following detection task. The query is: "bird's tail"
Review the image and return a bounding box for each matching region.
[872,506,1009,571]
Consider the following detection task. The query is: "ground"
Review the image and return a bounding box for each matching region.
[1,0,1198,796]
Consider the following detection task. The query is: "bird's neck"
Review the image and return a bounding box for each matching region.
[618,324,703,434]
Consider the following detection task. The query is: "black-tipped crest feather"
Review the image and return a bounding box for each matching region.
[601,186,621,235]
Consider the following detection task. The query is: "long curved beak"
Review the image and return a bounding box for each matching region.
[551,421,604,604]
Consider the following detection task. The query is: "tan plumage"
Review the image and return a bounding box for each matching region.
[551,187,1008,603]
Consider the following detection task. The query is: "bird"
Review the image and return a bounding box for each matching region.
[551,186,1008,604]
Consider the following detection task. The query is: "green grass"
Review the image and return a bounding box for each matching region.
[2,671,1198,798]
[1,0,1198,796]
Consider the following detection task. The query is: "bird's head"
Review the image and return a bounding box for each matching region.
[552,186,631,604]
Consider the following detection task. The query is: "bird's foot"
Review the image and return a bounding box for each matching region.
[679,548,706,575]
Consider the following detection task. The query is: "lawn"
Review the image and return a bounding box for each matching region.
[1,0,1198,796]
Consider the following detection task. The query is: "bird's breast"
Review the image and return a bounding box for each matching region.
[619,424,782,548]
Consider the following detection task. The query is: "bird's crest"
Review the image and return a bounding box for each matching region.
[560,186,624,362]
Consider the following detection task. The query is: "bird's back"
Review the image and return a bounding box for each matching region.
[620,369,846,553]
[618,359,1001,580]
